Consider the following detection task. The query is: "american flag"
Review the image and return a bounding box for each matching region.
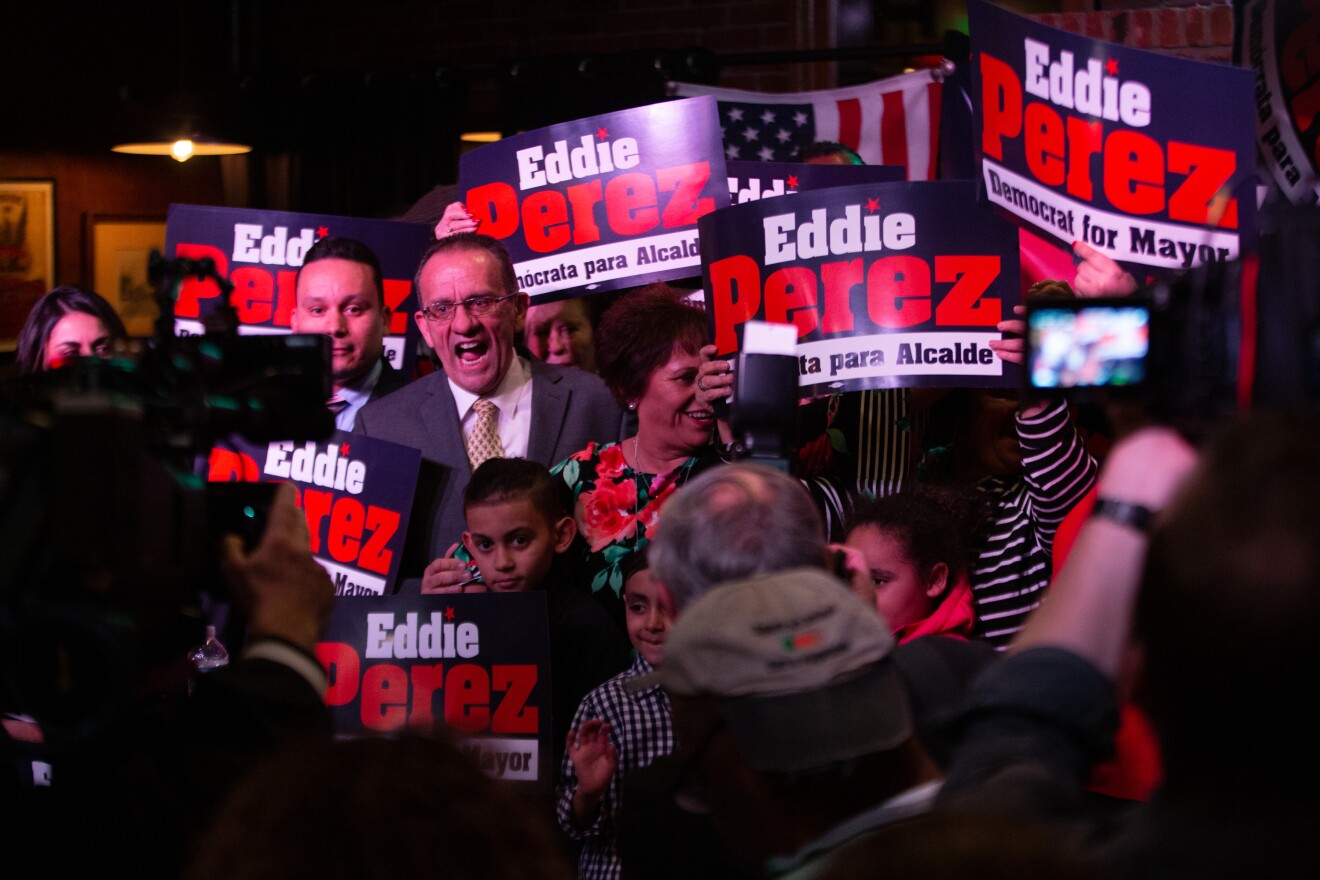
[671,69,942,181]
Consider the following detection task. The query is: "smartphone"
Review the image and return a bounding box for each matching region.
[1026,299,1151,390]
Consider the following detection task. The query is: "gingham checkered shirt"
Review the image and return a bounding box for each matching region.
[555,655,675,880]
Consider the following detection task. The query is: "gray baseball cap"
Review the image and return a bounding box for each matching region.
[636,567,914,773]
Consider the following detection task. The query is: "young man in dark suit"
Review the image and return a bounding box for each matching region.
[292,235,406,430]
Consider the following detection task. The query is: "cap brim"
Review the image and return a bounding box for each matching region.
[718,660,913,773]
[624,669,665,695]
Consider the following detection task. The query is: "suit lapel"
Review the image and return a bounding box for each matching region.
[423,375,471,472]
[527,361,568,465]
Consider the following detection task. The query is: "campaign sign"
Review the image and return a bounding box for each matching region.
[316,593,553,788]
[970,0,1257,272]
[459,97,728,298]
[206,431,421,596]
[726,160,905,205]
[1240,0,1320,205]
[164,204,432,374]
[700,180,1021,394]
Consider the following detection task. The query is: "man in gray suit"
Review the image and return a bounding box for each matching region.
[355,233,623,592]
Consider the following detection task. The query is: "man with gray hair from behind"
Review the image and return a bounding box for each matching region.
[649,463,831,611]
[614,463,994,879]
[643,567,942,878]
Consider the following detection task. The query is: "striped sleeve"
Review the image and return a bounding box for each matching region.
[1015,401,1099,555]
[968,402,1097,647]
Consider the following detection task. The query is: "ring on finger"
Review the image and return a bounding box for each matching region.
[697,377,708,392]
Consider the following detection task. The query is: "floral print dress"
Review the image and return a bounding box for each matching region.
[551,441,720,611]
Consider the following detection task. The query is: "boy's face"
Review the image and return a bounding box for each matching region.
[624,568,674,667]
[462,499,575,592]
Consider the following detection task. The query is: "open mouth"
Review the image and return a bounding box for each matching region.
[455,340,489,366]
[684,409,715,423]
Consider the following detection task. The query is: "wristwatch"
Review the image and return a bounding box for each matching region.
[1091,497,1155,533]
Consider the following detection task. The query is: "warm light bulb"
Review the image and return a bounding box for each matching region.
[171,139,195,162]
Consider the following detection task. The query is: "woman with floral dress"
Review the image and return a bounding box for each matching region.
[551,285,732,624]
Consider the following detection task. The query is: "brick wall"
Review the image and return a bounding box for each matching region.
[1032,1,1235,63]
[265,0,823,93]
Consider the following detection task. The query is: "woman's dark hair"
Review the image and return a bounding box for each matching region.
[594,284,708,407]
[846,491,968,587]
[16,286,127,374]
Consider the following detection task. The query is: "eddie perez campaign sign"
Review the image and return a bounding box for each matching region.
[970,0,1257,273]
[458,97,728,298]
[699,179,1021,395]
[207,431,421,596]
[164,204,431,372]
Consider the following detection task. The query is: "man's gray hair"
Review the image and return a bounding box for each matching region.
[651,463,829,610]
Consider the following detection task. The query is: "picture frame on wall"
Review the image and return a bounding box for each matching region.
[83,214,167,338]
[0,179,56,350]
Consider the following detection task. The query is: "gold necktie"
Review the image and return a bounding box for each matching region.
[466,399,505,469]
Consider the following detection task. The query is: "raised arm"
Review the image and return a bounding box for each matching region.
[1013,426,1198,676]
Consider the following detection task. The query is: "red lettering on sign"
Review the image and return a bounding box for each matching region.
[316,641,360,706]
[1168,141,1239,228]
[407,664,445,728]
[274,269,296,327]
[1025,102,1065,186]
[980,53,1023,161]
[326,497,365,564]
[711,253,1005,350]
[980,50,1238,228]
[466,181,520,239]
[708,255,763,353]
[605,172,659,235]
[445,664,492,733]
[173,243,230,318]
[301,488,334,554]
[207,448,260,481]
[359,507,399,576]
[383,279,412,334]
[492,665,539,735]
[820,258,863,334]
[231,266,275,325]
[566,180,604,245]
[523,190,571,253]
[866,256,931,328]
[361,664,408,731]
[764,267,819,337]
[658,162,715,228]
[467,164,713,253]
[934,256,1002,326]
[1104,130,1164,216]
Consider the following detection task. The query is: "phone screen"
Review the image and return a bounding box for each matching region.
[1027,304,1150,389]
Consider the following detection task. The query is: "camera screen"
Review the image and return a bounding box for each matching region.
[1028,305,1150,389]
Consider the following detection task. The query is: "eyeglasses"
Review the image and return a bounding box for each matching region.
[418,292,518,323]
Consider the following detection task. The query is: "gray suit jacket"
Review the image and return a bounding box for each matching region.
[354,359,625,583]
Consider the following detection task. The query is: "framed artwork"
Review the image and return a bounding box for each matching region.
[0,179,56,349]
[84,214,167,338]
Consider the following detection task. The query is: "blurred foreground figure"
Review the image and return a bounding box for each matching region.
[941,414,1320,880]
[189,733,572,880]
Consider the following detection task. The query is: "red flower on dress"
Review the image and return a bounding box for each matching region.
[570,442,598,463]
[596,443,628,479]
[576,478,639,552]
[636,479,678,534]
